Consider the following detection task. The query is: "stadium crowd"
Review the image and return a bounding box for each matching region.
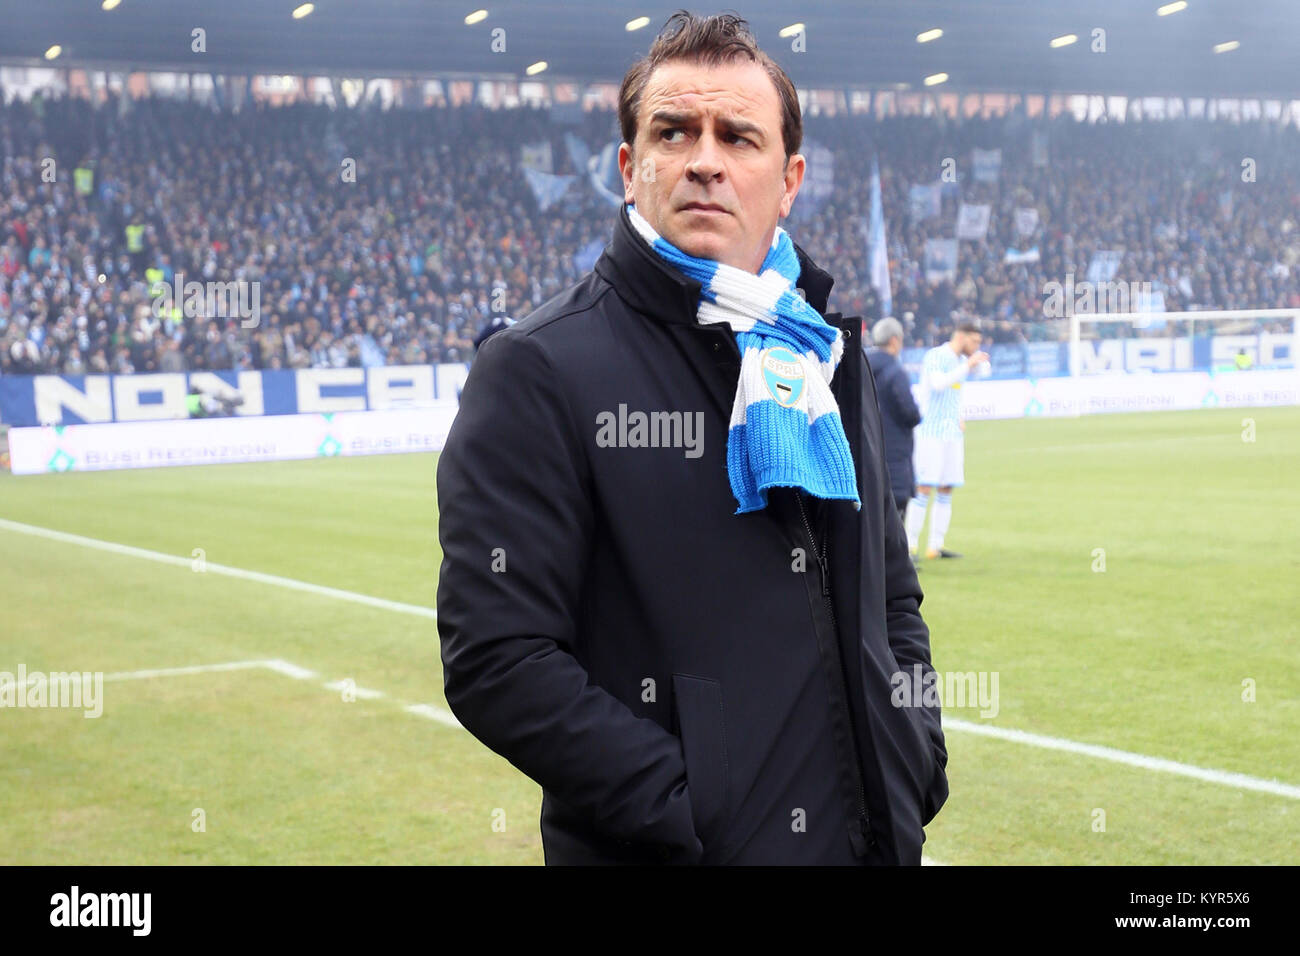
[2,92,1298,375]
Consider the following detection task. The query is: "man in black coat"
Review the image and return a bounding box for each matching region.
[865,317,923,521]
[436,11,948,865]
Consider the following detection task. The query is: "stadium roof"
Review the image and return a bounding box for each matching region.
[3,0,1298,99]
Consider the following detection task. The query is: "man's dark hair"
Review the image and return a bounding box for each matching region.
[617,10,803,165]
[955,319,982,335]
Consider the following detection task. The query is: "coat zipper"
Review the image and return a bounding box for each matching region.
[795,488,873,853]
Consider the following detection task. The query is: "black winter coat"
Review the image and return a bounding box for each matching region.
[865,347,922,504]
[436,203,949,865]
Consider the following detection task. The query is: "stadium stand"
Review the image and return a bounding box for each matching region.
[2,94,1298,375]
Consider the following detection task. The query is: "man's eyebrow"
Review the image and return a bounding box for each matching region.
[649,109,766,139]
[721,116,765,138]
[649,109,693,127]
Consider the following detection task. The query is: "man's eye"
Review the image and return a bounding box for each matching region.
[727,133,753,146]
[661,128,685,142]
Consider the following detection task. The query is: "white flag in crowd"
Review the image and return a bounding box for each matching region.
[867,155,892,317]
[1015,206,1040,237]
[971,148,1002,182]
[520,141,554,174]
[909,183,942,221]
[956,203,991,241]
[523,167,575,211]
[1004,246,1041,264]
[1087,250,1124,284]
[588,141,624,208]
[925,238,959,282]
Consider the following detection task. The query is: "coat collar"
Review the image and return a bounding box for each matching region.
[594,202,836,325]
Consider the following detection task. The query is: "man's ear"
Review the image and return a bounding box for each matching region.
[779,152,807,218]
[617,142,636,203]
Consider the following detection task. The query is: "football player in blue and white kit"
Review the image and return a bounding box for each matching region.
[906,320,989,560]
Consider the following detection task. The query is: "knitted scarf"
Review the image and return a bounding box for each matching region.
[627,202,860,514]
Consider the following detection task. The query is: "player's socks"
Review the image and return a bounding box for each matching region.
[905,493,929,554]
[928,492,952,553]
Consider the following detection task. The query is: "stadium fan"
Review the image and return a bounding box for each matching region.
[472,314,515,351]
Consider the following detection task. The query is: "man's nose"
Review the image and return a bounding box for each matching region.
[685,132,725,183]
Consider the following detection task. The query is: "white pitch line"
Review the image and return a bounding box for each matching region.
[323,679,387,700]
[946,718,1300,800]
[262,659,319,681]
[92,657,460,727]
[8,517,1296,800]
[103,660,274,682]
[99,660,319,683]
[406,703,463,728]
[80,653,930,857]
[0,517,437,621]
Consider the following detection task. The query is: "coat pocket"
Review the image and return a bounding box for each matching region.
[884,651,942,807]
[671,674,730,852]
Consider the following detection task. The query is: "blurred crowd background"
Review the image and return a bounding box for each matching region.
[2,93,1298,375]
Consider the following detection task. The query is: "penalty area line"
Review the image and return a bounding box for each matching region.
[92,657,460,728]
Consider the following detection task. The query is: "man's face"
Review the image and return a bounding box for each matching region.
[957,331,983,356]
[619,58,804,275]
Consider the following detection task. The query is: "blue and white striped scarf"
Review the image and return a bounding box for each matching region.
[627,202,860,514]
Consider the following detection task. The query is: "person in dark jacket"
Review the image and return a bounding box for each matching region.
[436,10,948,865]
[866,317,923,521]
[473,314,514,352]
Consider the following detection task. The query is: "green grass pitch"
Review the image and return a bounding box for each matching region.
[0,405,1296,864]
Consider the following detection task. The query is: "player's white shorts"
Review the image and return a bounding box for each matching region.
[913,434,964,488]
